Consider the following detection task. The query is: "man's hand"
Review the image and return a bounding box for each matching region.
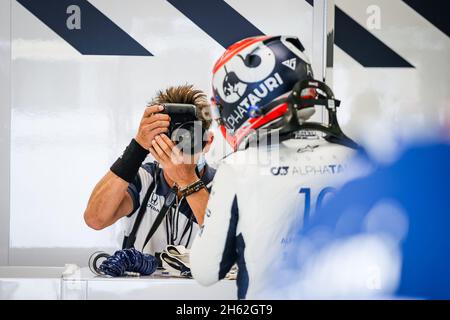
[149,134,198,188]
[135,105,171,150]
[150,134,209,225]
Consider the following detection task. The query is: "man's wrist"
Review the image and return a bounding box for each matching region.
[134,136,149,150]
[110,139,149,183]
[178,179,206,198]
[176,174,199,189]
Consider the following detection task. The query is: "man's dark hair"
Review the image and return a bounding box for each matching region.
[151,84,212,129]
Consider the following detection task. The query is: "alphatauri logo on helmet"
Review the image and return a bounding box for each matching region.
[226,72,284,129]
[214,42,284,130]
[215,43,277,105]
[222,70,247,101]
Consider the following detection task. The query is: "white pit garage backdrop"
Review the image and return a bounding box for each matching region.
[0,0,449,267]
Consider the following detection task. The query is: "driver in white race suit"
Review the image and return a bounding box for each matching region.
[191,36,360,299]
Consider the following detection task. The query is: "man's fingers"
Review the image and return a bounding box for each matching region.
[155,135,175,159]
[142,120,170,132]
[149,146,164,164]
[143,104,164,118]
[141,113,170,125]
[153,127,169,135]
[151,139,168,161]
[159,134,183,159]
[149,147,162,163]
[160,134,175,148]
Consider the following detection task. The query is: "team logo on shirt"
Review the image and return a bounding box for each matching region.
[147,193,161,212]
[150,193,159,205]
[291,164,346,175]
[271,166,290,176]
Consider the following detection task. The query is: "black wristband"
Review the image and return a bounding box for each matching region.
[110,139,149,183]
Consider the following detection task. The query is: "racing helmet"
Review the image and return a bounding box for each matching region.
[211,35,315,150]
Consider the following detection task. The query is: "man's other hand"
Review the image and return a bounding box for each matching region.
[135,105,171,150]
[149,134,198,188]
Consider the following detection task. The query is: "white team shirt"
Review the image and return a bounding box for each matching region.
[190,136,359,299]
[125,162,216,255]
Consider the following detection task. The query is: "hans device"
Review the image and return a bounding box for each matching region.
[162,103,207,154]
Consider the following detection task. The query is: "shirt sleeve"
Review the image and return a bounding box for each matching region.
[190,162,239,286]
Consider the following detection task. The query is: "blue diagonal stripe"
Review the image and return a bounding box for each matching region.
[306,0,413,68]
[335,6,413,68]
[403,0,450,38]
[17,0,152,56]
[167,0,264,49]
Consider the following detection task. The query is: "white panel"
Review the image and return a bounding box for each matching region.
[0,266,235,300]
[226,0,314,55]
[86,279,236,300]
[334,0,450,161]
[61,267,235,300]
[0,0,11,266]
[0,266,63,300]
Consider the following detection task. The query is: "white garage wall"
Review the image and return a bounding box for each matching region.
[0,0,12,266]
[334,0,450,161]
[3,0,449,266]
